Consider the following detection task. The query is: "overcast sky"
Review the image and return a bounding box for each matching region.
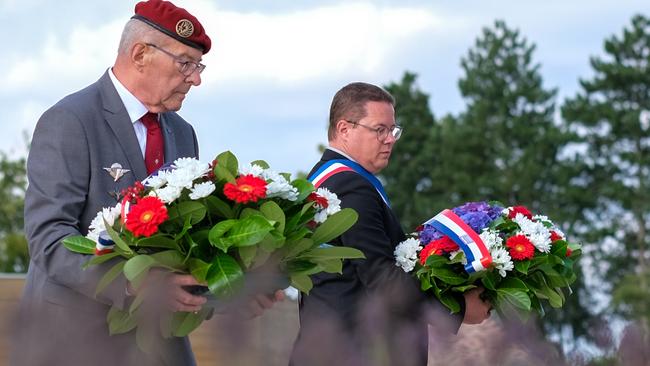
[1,0,647,174]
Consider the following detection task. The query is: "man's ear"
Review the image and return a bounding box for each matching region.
[131,43,148,71]
[335,119,350,139]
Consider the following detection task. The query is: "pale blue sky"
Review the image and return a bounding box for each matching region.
[1,0,648,173]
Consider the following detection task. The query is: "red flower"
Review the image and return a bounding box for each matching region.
[419,236,459,265]
[94,248,114,256]
[120,181,145,203]
[566,247,573,257]
[415,225,424,232]
[125,196,168,237]
[223,174,267,203]
[508,206,533,220]
[308,192,328,209]
[550,231,564,242]
[506,234,535,261]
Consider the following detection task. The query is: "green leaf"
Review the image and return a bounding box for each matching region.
[167,201,206,225]
[430,267,468,285]
[106,306,137,335]
[250,160,270,169]
[206,254,244,298]
[497,288,531,310]
[216,151,239,177]
[83,251,121,269]
[136,235,179,251]
[314,258,343,273]
[291,179,315,202]
[311,208,358,245]
[208,219,237,251]
[285,238,315,258]
[550,240,568,257]
[123,255,156,282]
[171,308,212,337]
[104,218,133,256]
[499,277,528,291]
[150,250,186,271]
[62,235,96,254]
[290,273,313,294]
[481,271,499,291]
[514,260,531,274]
[438,291,461,313]
[260,201,286,233]
[188,258,210,283]
[297,246,365,260]
[225,215,275,248]
[451,284,477,292]
[425,254,450,268]
[96,261,126,296]
[240,208,262,219]
[238,245,257,269]
[285,260,320,275]
[205,196,234,219]
[214,164,235,183]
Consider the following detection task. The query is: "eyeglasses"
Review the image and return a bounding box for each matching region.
[345,120,403,141]
[146,43,206,76]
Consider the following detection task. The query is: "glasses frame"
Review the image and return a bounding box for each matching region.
[344,120,403,141]
[146,43,206,76]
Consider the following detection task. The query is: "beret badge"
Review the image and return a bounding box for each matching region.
[176,19,194,38]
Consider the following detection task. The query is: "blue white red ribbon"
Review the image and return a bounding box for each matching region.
[424,209,492,273]
[308,159,391,207]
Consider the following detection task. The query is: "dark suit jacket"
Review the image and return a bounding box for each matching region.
[13,71,199,366]
[290,149,463,366]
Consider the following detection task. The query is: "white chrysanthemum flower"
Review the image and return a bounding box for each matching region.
[86,203,122,243]
[189,181,216,200]
[239,163,265,178]
[313,210,328,224]
[490,247,514,277]
[152,185,183,204]
[143,170,169,189]
[512,213,552,253]
[265,174,299,201]
[479,228,503,250]
[172,157,210,181]
[449,249,468,265]
[165,168,196,189]
[316,187,341,216]
[394,237,422,273]
[532,214,550,222]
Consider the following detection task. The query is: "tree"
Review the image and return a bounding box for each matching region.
[0,152,29,273]
[562,14,650,330]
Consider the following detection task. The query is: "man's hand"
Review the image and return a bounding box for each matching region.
[127,270,207,312]
[241,289,286,318]
[462,287,491,325]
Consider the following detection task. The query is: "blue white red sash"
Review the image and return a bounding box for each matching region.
[424,209,492,273]
[308,159,391,207]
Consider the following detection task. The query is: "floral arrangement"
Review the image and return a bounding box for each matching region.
[394,201,581,317]
[63,151,362,344]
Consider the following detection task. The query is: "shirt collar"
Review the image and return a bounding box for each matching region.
[326,146,358,163]
[108,68,149,123]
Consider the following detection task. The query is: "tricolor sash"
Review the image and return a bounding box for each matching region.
[424,209,492,273]
[308,159,391,207]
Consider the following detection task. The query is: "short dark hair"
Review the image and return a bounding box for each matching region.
[328,82,394,141]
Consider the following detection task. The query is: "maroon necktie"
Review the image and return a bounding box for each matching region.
[141,112,165,174]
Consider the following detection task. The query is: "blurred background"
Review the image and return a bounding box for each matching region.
[1,0,649,364]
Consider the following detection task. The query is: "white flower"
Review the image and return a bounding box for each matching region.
[189,181,216,200]
[512,213,552,253]
[173,157,210,176]
[239,163,265,178]
[449,249,467,265]
[394,237,422,273]
[479,228,503,250]
[266,173,298,201]
[143,170,169,189]
[312,187,342,223]
[490,247,514,277]
[165,167,197,189]
[86,203,122,243]
[152,185,183,204]
[283,286,300,301]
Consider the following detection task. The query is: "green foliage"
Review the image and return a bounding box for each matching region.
[0,152,28,273]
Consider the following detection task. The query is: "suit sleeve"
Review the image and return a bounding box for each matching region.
[24,105,129,309]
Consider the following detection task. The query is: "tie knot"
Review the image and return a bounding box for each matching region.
[141,112,159,130]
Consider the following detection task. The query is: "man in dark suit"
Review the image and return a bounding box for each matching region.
[290,82,491,366]
[13,1,278,365]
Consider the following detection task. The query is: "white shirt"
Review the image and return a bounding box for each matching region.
[108,68,149,157]
[326,146,358,163]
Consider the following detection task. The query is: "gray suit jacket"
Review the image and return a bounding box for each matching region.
[13,71,199,366]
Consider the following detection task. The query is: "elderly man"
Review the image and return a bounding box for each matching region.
[13,1,278,365]
[290,82,491,366]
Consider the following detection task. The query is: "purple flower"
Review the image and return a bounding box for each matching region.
[418,225,443,244]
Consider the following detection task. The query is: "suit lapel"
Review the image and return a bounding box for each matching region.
[98,72,148,181]
[160,114,178,163]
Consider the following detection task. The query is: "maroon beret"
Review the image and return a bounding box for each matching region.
[132,0,211,54]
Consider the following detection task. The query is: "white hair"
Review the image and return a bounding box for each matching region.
[117,19,166,55]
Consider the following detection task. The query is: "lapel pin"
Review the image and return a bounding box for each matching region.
[104,163,131,182]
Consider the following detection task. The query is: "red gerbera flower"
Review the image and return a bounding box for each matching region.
[508,206,533,220]
[550,231,564,242]
[125,196,168,237]
[223,174,267,203]
[308,192,328,209]
[419,236,459,265]
[566,247,573,257]
[506,234,535,261]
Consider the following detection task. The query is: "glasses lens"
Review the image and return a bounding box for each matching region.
[392,126,402,140]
